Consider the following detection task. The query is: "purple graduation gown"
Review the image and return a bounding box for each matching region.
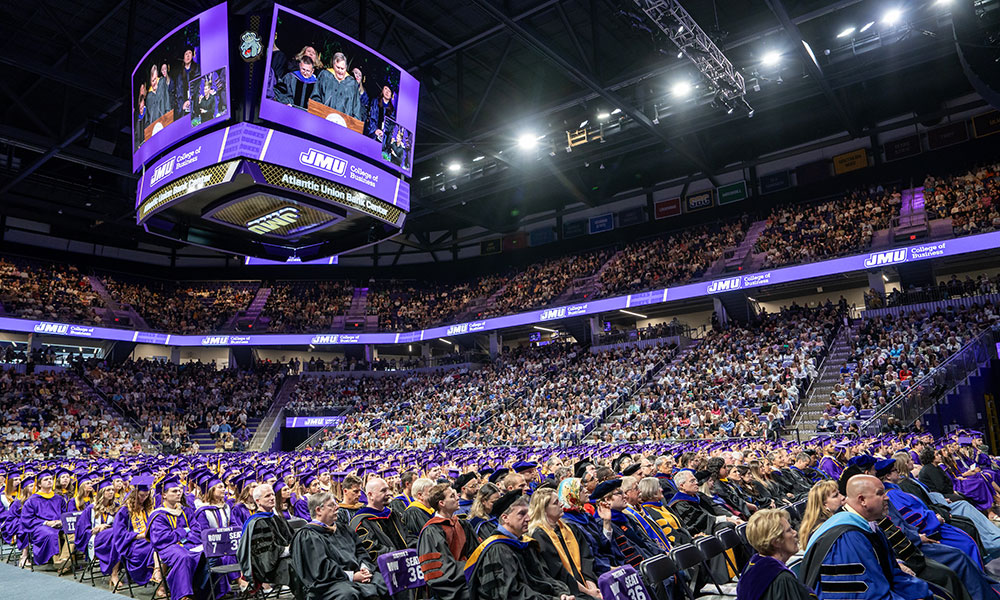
[943,463,994,510]
[78,504,117,574]
[148,506,209,600]
[112,505,156,585]
[1,497,19,543]
[818,455,844,480]
[20,492,66,565]
[191,503,240,598]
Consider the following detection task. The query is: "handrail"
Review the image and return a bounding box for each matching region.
[860,326,998,432]
[790,319,846,426]
[76,371,161,451]
[249,374,295,452]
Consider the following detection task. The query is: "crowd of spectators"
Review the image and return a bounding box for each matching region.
[598,220,747,297]
[102,276,256,332]
[597,318,690,345]
[480,250,612,318]
[0,368,141,460]
[865,272,1000,309]
[88,359,284,454]
[924,163,1000,236]
[262,280,353,332]
[817,300,1000,432]
[367,275,507,331]
[598,304,836,443]
[755,186,898,268]
[0,258,103,324]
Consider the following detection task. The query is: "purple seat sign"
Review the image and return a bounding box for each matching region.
[598,565,653,600]
[376,548,424,595]
[60,512,81,536]
[201,527,242,558]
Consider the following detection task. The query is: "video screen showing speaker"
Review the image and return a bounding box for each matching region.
[259,4,420,176]
[131,2,229,171]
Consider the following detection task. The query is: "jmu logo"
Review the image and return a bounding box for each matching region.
[34,322,69,334]
[707,277,742,293]
[311,335,339,344]
[299,149,348,176]
[864,249,907,267]
[201,336,229,345]
[540,307,567,321]
[447,323,469,336]
[246,207,300,235]
[150,157,176,186]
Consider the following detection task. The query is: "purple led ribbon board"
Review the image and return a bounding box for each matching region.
[285,416,348,428]
[258,4,419,176]
[5,231,1000,346]
[131,3,230,172]
[135,122,410,216]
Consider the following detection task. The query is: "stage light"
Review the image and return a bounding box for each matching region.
[882,8,902,26]
[672,81,692,97]
[611,108,622,115]
[727,105,734,115]
[447,162,462,172]
[473,155,485,162]
[533,326,557,333]
[517,133,538,150]
[677,50,684,58]
[678,25,684,33]
[761,51,781,66]
[859,21,875,33]
[579,119,589,128]
[836,27,855,38]
[597,111,610,120]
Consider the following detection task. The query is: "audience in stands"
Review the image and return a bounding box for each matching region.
[262,280,352,332]
[0,258,103,324]
[924,163,1000,236]
[102,276,256,332]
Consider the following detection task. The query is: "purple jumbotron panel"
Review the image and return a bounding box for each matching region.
[285,416,348,428]
[5,231,1000,346]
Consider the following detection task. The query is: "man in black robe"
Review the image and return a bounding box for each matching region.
[350,477,407,562]
[238,483,297,590]
[274,56,318,110]
[290,492,388,600]
[401,478,435,547]
[465,491,574,600]
[917,447,968,502]
[417,483,476,600]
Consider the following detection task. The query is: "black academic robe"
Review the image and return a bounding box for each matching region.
[417,517,477,600]
[290,523,388,600]
[349,507,408,562]
[238,513,296,588]
[668,492,730,536]
[401,503,433,547]
[466,534,573,600]
[919,463,958,496]
[529,523,599,597]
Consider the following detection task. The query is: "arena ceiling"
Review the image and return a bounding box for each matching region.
[0,0,994,259]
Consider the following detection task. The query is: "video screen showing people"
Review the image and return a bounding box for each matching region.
[190,68,229,128]
[262,7,416,173]
[132,21,201,149]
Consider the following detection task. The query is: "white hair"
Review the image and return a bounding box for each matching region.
[252,483,272,502]
[411,477,434,499]
[673,470,695,488]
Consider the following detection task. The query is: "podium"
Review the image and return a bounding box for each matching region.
[143,112,175,142]
[308,99,364,133]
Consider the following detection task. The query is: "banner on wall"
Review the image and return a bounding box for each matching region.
[480,239,501,255]
[684,190,713,212]
[717,181,748,205]
[529,227,556,246]
[759,171,791,195]
[563,220,587,238]
[832,148,868,175]
[927,121,969,150]
[617,206,646,227]
[973,111,1000,138]
[883,135,921,162]
[653,197,681,219]
[589,213,614,234]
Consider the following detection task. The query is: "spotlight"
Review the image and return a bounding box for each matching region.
[677,50,684,58]
[473,155,485,162]
[859,21,875,33]
[678,25,684,33]
[611,108,622,115]
[882,8,902,26]
[419,175,430,181]
[517,133,537,150]
[447,162,462,172]
[672,81,692,97]
[761,51,781,66]
[579,119,589,128]
[597,111,610,120]
[836,27,855,38]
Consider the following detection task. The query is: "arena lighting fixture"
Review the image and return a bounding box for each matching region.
[597,111,611,120]
[677,50,684,58]
[761,50,781,66]
[620,309,648,318]
[447,161,462,172]
[419,175,430,181]
[439,338,453,345]
[579,119,589,128]
[517,133,538,150]
[859,21,876,33]
[473,155,485,162]
[533,326,557,333]
[611,108,622,115]
[672,81,692,96]
[836,27,856,38]
[882,274,890,282]
[882,8,903,26]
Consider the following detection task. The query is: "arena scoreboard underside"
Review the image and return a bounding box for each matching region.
[131,2,417,262]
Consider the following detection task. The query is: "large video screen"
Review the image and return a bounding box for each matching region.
[259,5,419,176]
[131,2,230,171]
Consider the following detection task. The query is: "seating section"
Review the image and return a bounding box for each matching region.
[0,368,139,458]
[923,164,1000,236]
[0,258,103,324]
[366,278,504,331]
[262,280,353,332]
[102,276,257,332]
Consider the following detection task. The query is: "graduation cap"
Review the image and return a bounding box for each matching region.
[846,455,876,470]
[621,463,642,477]
[573,460,593,479]
[453,472,477,491]
[489,490,524,519]
[591,478,623,501]
[512,461,536,474]
[487,467,509,484]
[874,459,896,479]
[158,476,183,496]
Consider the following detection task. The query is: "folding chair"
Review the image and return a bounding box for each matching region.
[598,564,653,600]
[377,548,425,598]
[694,535,738,596]
[150,551,172,600]
[639,553,692,600]
[21,530,34,571]
[59,512,82,577]
[717,527,748,565]
[671,542,723,596]
[202,527,244,599]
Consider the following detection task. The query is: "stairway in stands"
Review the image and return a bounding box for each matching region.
[704,219,768,278]
[187,417,263,453]
[583,338,699,442]
[456,282,512,322]
[231,286,271,330]
[791,321,860,437]
[70,370,159,453]
[88,275,144,328]
[250,374,301,452]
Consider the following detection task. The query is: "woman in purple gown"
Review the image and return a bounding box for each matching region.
[148,477,209,600]
[230,480,257,527]
[77,480,119,578]
[940,448,998,512]
[111,475,157,591]
[1,473,21,544]
[190,476,245,597]
[69,475,96,512]
[19,470,68,570]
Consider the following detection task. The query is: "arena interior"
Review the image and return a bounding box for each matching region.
[3,1,1000,599]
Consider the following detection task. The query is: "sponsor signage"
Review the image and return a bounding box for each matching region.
[563,220,587,238]
[832,148,868,175]
[684,190,713,212]
[884,135,921,162]
[973,111,1000,138]
[796,160,831,185]
[653,197,681,219]
[5,232,1000,347]
[285,416,348,428]
[480,239,501,255]
[617,206,646,228]
[529,227,556,247]
[759,171,790,195]
[589,213,614,234]
[927,121,969,150]
[717,181,748,205]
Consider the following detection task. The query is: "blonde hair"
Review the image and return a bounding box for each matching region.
[799,480,838,546]
[746,508,790,555]
[294,46,324,68]
[527,487,559,533]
